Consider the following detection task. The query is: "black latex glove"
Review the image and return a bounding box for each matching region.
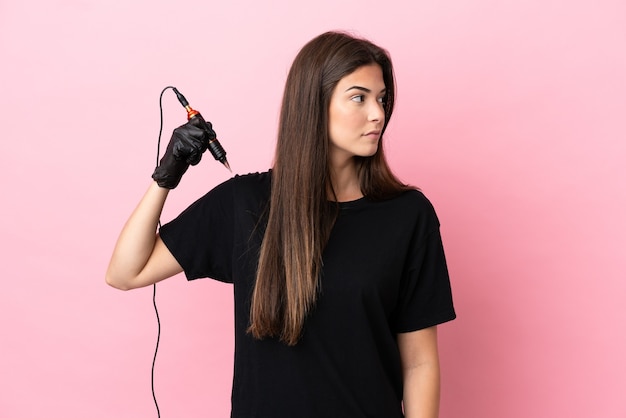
[151,117,216,189]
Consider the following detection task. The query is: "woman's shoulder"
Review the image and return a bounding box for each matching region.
[376,188,440,228]
[232,170,271,189]
[230,170,272,203]
[234,169,271,182]
[385,188,436,212]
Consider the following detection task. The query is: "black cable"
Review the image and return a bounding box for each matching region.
[151,85,176,418]
[151,282,161,418]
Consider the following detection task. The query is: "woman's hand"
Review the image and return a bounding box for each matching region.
[151,118,216,189]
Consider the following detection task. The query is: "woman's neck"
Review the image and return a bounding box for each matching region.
[328,159,363,202]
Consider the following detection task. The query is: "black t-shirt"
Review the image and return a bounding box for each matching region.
[160,171,456,417]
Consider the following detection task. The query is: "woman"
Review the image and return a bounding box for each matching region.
[106,31,456,418]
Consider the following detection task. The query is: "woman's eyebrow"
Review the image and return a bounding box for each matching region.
[344,86,387,94]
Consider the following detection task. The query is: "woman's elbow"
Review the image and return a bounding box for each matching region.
[105,272,135,291]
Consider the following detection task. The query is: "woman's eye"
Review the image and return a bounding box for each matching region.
[377,97,385,104]
[351,95,365,103]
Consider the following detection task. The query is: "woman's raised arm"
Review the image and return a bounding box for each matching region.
[105,182,182,290]
[105,118,215,290]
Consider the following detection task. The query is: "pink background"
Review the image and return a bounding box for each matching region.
[1,0,625,417]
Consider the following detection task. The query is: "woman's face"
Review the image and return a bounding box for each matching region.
[327,64,386,168]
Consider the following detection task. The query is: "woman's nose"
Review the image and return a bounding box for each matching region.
[368,101,385,122]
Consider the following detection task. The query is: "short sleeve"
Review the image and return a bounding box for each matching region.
[159,178,235,283]
[392,209,456,333]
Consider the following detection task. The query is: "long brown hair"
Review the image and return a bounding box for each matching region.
[248,31,410,345]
